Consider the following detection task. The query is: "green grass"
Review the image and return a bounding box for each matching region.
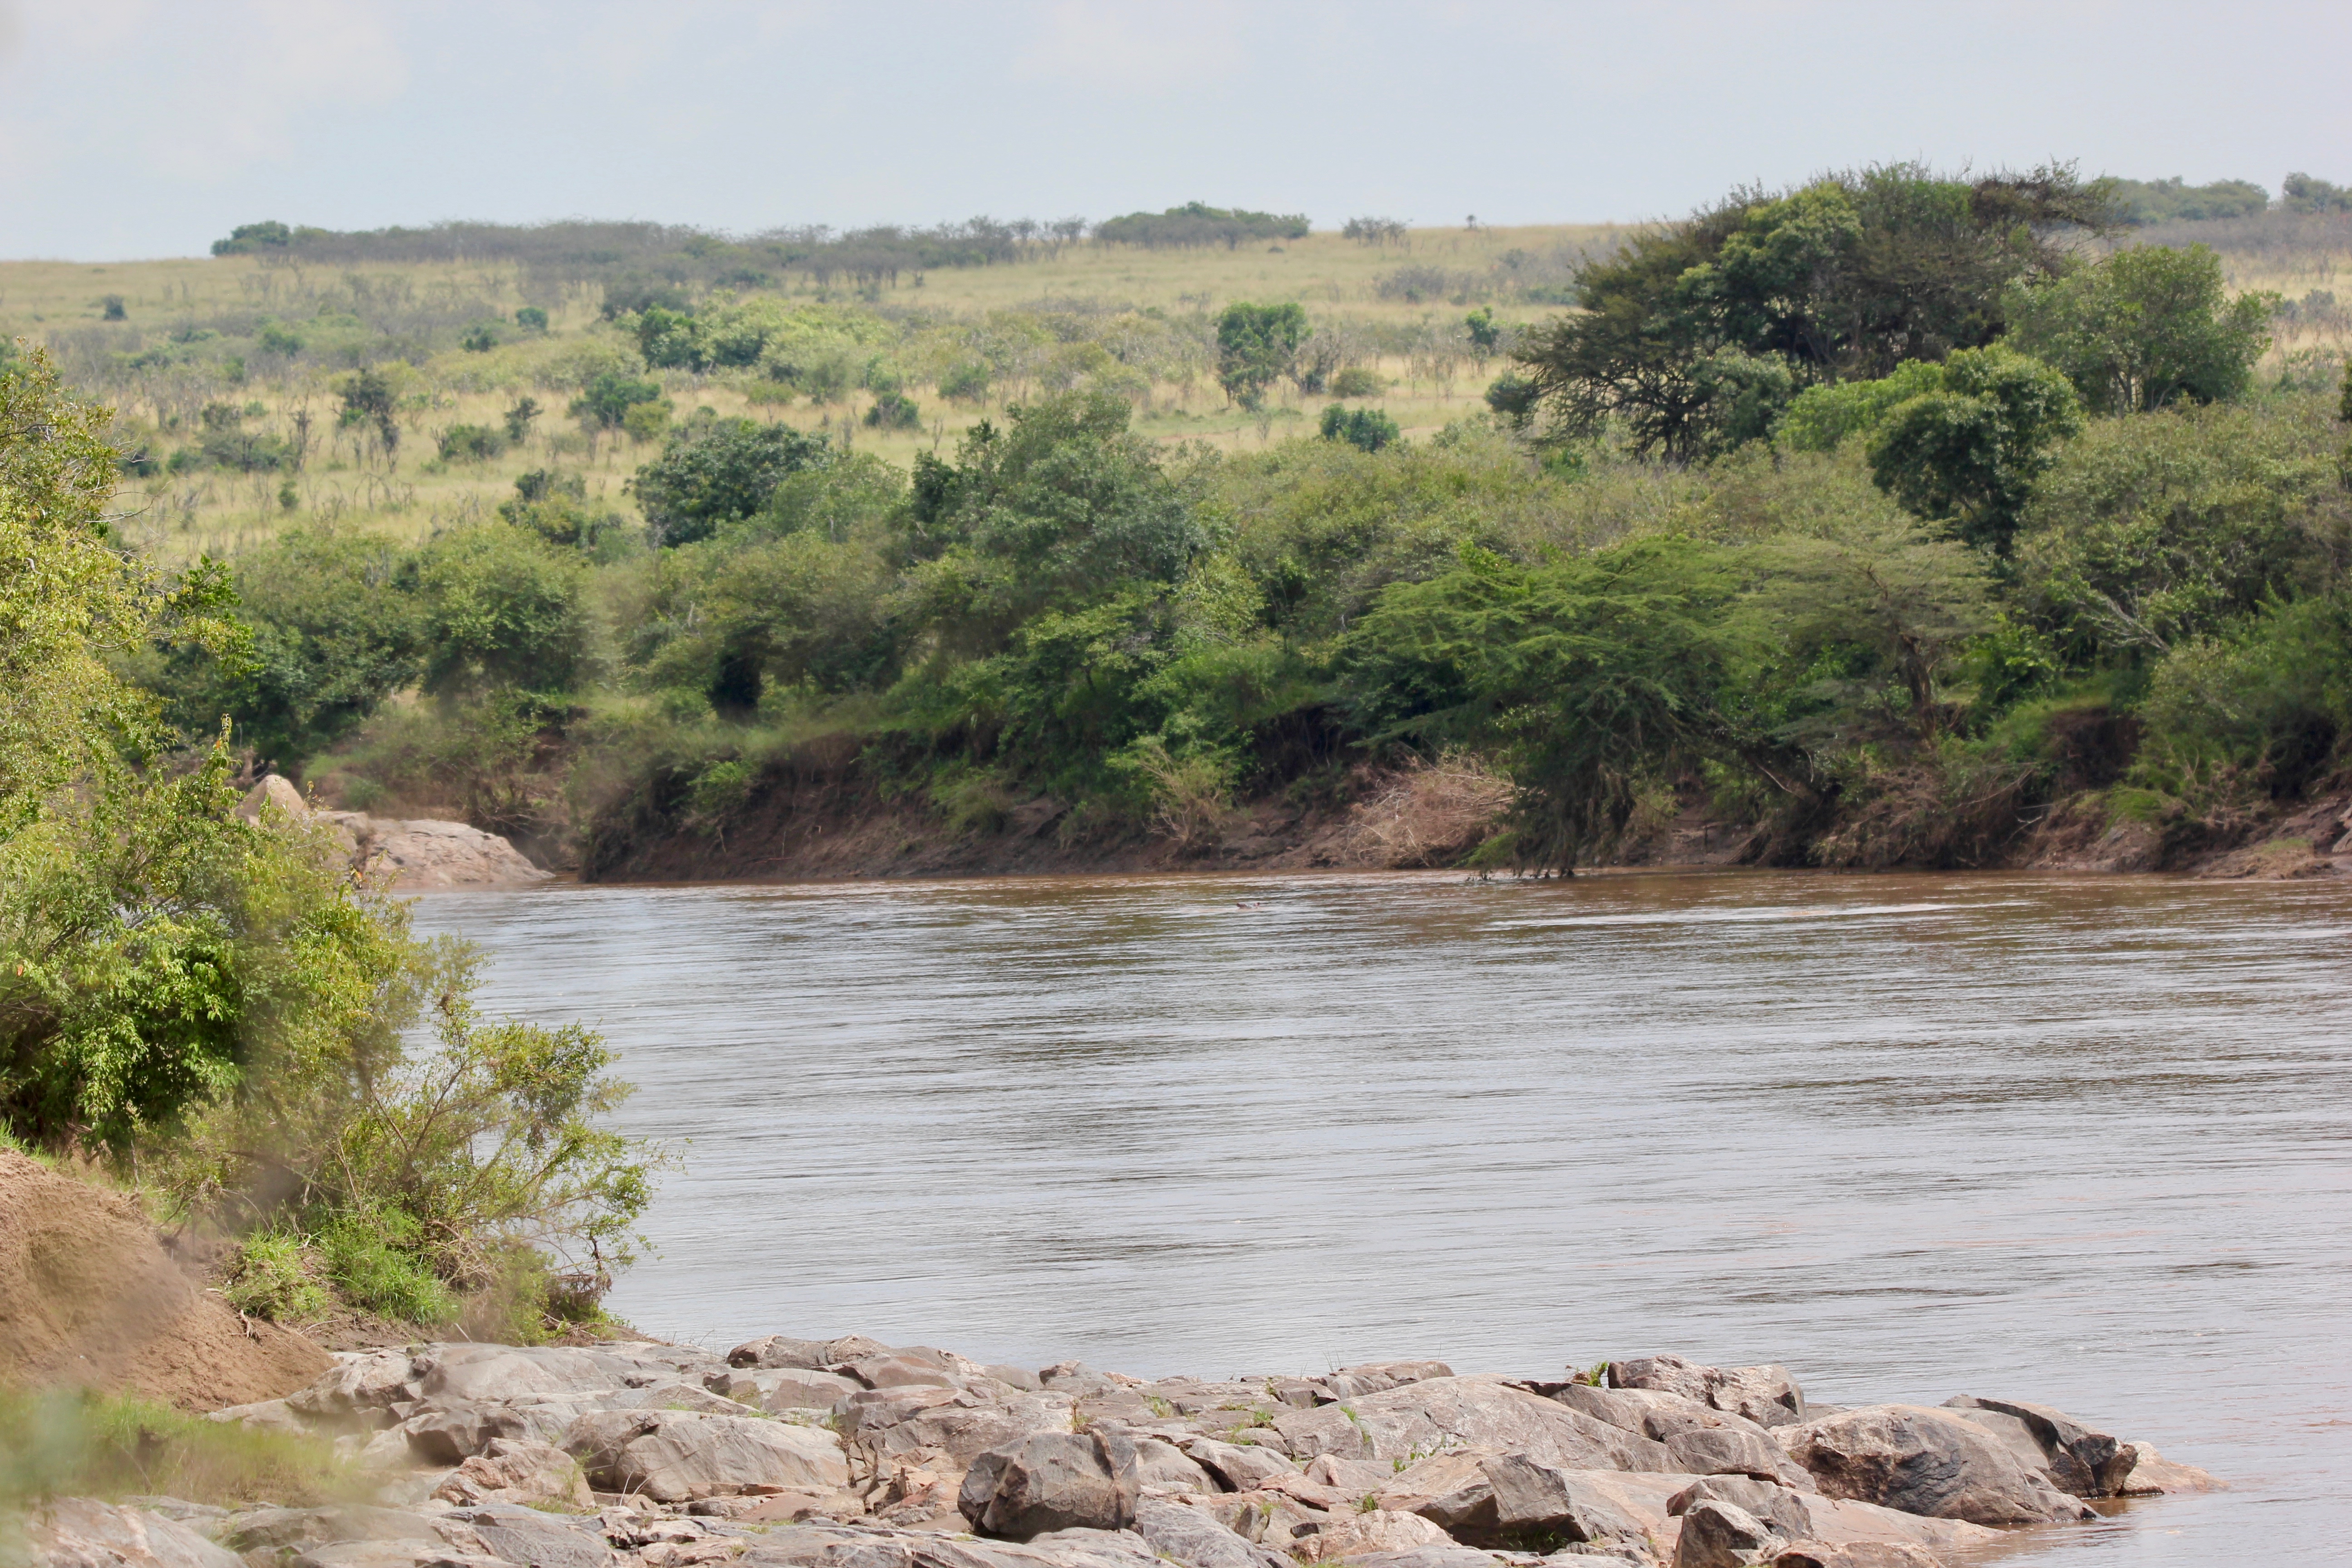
[0,1388,357,1510]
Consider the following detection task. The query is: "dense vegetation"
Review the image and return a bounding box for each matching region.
[101,164,2350,887]
[0,353,654,1339]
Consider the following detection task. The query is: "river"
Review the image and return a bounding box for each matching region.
[411,869,2352,1565]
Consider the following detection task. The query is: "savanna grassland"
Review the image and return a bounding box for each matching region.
[0,218,1626,561]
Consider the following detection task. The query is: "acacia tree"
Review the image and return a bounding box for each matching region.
[2005,244,2274,413]
[1216,302,1309,409]
[1512,164,2116,460]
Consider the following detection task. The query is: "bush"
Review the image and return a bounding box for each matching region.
[2007,245,2274,413]
[318,1213,459,1325]
[630,412,831,546]
[569,372,665,429]
[406,524,591,695]
[222,1233,328,1322]
[0,1389,353,1509]
[939,363,990,402]
[865,390,920,430]
[436,423,505,463]
[514,306,549,333]
[1216,302,1308,409]
[1320,404,1402,453]
[1329,366,1387,398]
[101,294,126,321]
[621,400,671,444]
[460,323,501,353]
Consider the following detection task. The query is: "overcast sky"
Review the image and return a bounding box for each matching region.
[3,0,2347,261]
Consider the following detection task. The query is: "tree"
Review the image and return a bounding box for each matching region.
[1320,404,1402,453]
[1512,164,2114,459]
[1216,302,1309,409]
[404,525,589,696]
[2005,244,2274,413]
[2279,172,2352,215]
[629,412,831,546]
[338,367,401,463]
[570,372,665,430]
[1863,346,2083,554]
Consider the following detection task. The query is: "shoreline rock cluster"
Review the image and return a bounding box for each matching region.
[29,1334,2218,1568]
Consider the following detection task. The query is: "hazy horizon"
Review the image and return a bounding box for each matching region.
[4,0,2349,264]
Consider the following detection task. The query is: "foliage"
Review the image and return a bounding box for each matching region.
[1861,346,2084,553]
[222,1231,328,1320]
[865,390,921,430]
[2005,244,2274,413]
[404,524,590,696]
[568,372,665,430]
[1216,302,1309,409]
[1095,202,1310,249]
[2279,172,2352,216]
[1513,163,2113,459]
[1320,404,1401,453]
[436,423,505,463]
[630,412,831,547]
[0,1388,354,1510]
[2100,176,2270,225]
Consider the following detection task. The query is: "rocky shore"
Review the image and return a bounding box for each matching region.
[29,1334,2218,1568]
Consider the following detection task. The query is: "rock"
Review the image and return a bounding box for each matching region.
[217,1506,456,1557]
[1766,1546,1940,1568]
[1671,1501,1780,1568]
[432,1504,613,1568]
[988,1365,1048,1393]
[1658,1427,1810,1490]
[1132,1498,1289,1568]
[1040,1361,1122,1396]
[1378,1449,1495,1528]
[1939,1396,2136,1497]
[238,775,309,821]
[1666,1479,1812,1541]
[848,1354,964,1390]
[726,1335,833,1370]
[562,1409,849,1503]
[1328,1549,1498,1568]
[1609,1358,1804,1430]
[1274,1377,1671,1473]
[1319,1363,1454,1401]
[1665,1476,1806,1542]
[1482,1454,1651,1545]
[290,1351,420,1423]
[27,1499,245,1568]
[1182,1436,1301,1490]
[959,1431,1143,1539]
[1775,1406,2094,1526]
[323,813,548,891]
[430,1438,593,1509]
[2114,1443,2224,1496]
[833,1382,1076,1467]
[400,1401,531,1464]
[1133,1437,1219,1494]
[1549,1383,1656,1436]
[705,1367,862,1412]
[1301,1456,1395,1495]
[206,1397,308,1435]
[1302,1509,1451,1559]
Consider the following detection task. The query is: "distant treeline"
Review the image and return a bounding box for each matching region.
[2103,172,2352,225]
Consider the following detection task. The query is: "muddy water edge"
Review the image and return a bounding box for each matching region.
[411,869,2352,1566]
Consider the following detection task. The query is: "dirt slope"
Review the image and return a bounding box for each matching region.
[0,1152,329,1409]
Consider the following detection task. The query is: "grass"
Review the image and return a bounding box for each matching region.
[0,1387,357,1511]
[3,220,2342,567]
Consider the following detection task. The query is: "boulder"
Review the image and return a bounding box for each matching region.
[1666,1478,1812,1541]
[27,1499,244,1568]
[1182,1437,1301,1490]
[2114,1444,2224,1495]
[1273,1377,1671,1473]
[959,1431,1144,1539]
[1672,1500,1781,1568]
[705,1367,862,1412]
[1549,1382,1656,1435]
[727,1335,833,1370]
[562,1409,849,1503]
[1377,1450,1495,1530]
[288,1351,419,1424]
[834,1382,1076,1467]
[1318,1362,1454,1401]
[1767,1546,1940,1568]
[1132,1436,1219,1494]
[1939,1396,2136,1497]
[325,813,548,891]
[1328,1549,1498,1568]
[1301,1509,1451,1559]
[1480,1453,1650,1545]
[1776,1406,2095,1526]
[848,1354,965,1390]
[431,1504,612,1568]
[400,1401,531,1464]
[1301,1456,1395,1495]
[429,1437,593,1509]
[1132,1499,1289,1568]
[1659,1426,1811,1489]
[1610,1357,1804,1430]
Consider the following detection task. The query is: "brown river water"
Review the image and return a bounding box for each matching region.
[411,869,2352,1565]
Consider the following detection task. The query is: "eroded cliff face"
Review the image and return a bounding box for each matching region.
[0,1152,329,1411]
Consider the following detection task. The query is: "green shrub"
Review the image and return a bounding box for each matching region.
[460,323,502,353]
[1328,366,1387,398]
[1320,404,1401,453]
[222,1232,328,1322]
[0,1389,354,1509]
[569,372,665,430]
[622,400,672,444]
[514,306,549,333]
[864,390,920,430]
[939,363,990,402]
[405,524,591,695]
[630,412,830,547]
[436,423,506,463]
[318,1213,459,1325]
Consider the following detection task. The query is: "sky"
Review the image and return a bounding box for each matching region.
[2,0,2347,261]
